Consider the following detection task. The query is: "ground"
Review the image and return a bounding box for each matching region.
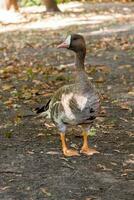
[0,1,134,200]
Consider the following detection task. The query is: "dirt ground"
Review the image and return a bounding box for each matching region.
[0,2,134,200]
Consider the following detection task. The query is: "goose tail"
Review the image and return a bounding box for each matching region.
[35,99,51,118]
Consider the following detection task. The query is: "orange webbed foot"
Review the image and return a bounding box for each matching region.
[63,148,80,157]
[80,147,99,156]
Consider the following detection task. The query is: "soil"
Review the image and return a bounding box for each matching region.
[0,2,134,200]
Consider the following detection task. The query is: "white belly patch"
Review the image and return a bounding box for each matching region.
[74,94,87,110]
[61,93,75,120]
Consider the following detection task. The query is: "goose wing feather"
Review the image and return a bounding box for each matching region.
[49,83,99,127]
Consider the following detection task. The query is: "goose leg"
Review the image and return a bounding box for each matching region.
[80,130,99,155]
[60,133,79,157]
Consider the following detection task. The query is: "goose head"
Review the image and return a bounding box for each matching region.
[57,34,86,53]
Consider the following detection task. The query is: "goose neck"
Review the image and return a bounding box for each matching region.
[75,50,86,70]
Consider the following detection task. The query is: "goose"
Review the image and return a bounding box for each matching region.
[36,34,100,156]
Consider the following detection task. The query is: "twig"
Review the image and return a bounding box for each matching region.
[62,162,75,170]
[0,171,22,174]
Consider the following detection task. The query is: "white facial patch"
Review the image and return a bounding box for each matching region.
[74,94,87,111]
[61,93,75,120]
[64,35,71,47]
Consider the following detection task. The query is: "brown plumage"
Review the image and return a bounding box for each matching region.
[36,34,100,156]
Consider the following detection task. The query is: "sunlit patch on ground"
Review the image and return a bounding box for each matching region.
[0,2,134,35]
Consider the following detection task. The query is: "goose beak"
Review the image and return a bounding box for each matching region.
[57,42,69,49]
[57,35,71,49]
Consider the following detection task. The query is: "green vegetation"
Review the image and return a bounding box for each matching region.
[20,0,134,7]
[21,0,71,7]
[21,0,41,6]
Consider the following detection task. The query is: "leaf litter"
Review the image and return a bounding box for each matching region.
[0,2,134,200]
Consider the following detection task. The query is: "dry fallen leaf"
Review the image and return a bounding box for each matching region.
[0,186,10,191]
[2,84,14,91]
[97,65,111,73]
[118,103,132,112]
[46,151,60,155]
[97,164,112,171]
[44,122,55,128]
[27,150,34,155]
[128,88,134,96]
[36,133,45,138]
[40,187,52,197]
[119,64,132,69]
[95,76,106,83]
[4,98,14,107]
